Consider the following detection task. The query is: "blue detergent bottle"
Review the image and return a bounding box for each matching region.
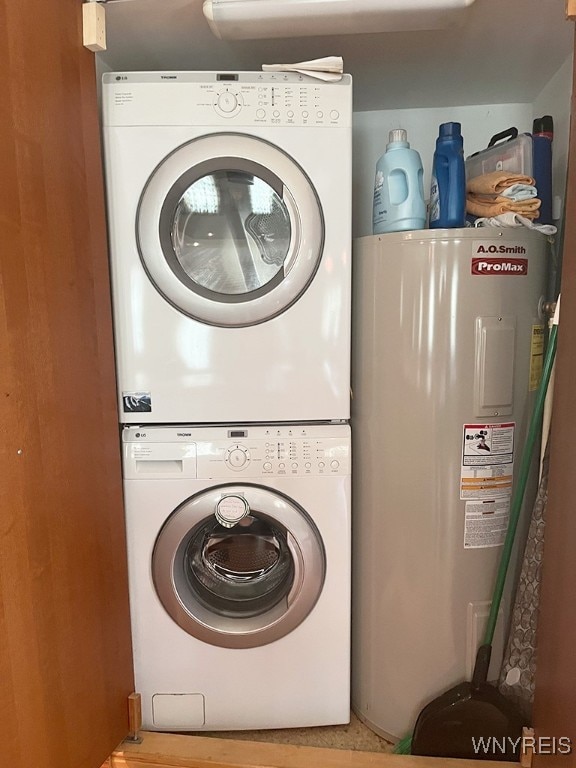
[429,122,466,229]
[373,129,426,234]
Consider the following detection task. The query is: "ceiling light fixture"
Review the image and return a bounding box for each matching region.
[202,0,476,40]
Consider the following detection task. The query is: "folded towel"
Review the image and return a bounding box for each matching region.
[474,213,557,235]
[467,171,535,195]
[467,193,541,207]
[466,195,541,219]
[262,56,344,82]
[499,184,538,201]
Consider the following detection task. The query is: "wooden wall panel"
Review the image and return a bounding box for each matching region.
[0,0,134,766]
[532,23,576,768]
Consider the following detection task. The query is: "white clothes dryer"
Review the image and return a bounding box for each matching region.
[122,423,351,731]
[102,72,352,424]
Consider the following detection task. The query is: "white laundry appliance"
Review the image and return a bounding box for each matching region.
[102,72,352,424]
[123,423,351,730]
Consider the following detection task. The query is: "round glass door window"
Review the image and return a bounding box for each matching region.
[152,485,326,648]
[185,513,295,618]
[169,170,291,299]
[137,134,324,327]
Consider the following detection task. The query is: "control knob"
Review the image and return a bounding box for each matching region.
[225,444,250,469]
[217,91,239,114]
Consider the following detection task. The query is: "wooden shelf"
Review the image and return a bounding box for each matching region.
[103,731,519,768]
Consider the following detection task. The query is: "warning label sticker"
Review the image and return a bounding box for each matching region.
[460,423,515,500]
[464,498,510,549]
[529,324,545,392]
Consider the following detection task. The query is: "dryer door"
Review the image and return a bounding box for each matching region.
[137,133,324,327]
[152,484,326,648]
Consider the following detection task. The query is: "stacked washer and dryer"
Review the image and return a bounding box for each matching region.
[102,71,353,731]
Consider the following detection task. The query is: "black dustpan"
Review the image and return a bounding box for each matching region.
[412,645,526,760]
[411,313,559,760]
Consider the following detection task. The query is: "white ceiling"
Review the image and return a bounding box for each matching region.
[98,0,574,111]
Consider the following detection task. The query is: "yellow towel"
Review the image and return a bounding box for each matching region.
[466,195,541,219]
[467,171,535,195]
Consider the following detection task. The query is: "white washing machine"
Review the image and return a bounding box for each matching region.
[102,72,352,424]
[123,423,351,730]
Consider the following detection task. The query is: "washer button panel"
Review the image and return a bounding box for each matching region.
[208,435,350,476]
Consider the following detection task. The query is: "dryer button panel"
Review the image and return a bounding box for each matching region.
[103,72,352,129]
[211,83,348,126]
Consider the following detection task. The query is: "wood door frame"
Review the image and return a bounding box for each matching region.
[1,1,134,766]
[530,18,576,768]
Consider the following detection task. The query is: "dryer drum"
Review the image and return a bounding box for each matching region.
[185,514,295,616]
[170,169,292,295]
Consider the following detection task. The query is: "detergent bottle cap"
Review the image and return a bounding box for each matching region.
[389,128,407,143]
[439,122,462,138]
[387,128,409,150]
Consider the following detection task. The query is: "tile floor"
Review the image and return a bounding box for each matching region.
[200,711,394,753]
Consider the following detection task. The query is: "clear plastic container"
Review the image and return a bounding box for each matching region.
[466,129,533,181]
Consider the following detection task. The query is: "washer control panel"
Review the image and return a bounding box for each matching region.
[103,72,352,129]
[122,424,350,479]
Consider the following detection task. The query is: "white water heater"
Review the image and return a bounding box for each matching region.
[351,228,548,740]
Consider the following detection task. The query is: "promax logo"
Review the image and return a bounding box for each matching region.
[472,257,528,276]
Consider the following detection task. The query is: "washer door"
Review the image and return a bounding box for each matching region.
[152,484,326,648]
[137,133,324,328]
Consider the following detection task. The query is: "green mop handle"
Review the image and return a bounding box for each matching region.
[483,308,559,647]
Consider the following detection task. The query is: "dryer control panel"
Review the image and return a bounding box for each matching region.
[122,424,351,479]
[103,71,352,129]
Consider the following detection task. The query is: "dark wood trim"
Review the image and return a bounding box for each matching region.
[531,21,576,768]
[0,1,134,766]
